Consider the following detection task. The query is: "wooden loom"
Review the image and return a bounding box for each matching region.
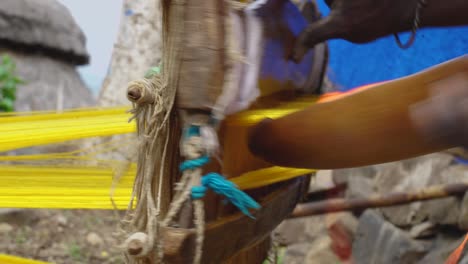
[1,0,466,263]
[120,0,468,262]
[121,0,327,263]
[0,54,466,264]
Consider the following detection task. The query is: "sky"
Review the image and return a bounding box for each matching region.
[58,0,123,95]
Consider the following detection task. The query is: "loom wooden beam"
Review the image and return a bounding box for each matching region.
[249,55,468,169]
[161,177,308,264]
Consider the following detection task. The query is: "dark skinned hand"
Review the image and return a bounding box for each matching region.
[410,73,468,149]
[292,0,417,62]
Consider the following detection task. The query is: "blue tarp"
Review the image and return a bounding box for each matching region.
[315,0,468,91]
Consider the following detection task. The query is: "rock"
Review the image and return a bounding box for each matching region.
[55,215,67,226]
[352,210,431,264]
[86,232,104,246]
[283,243,310,264]
[416,234,466,264]
[309,170,334,192]
[0,0,89,65]
[459,254,468,264]
[332,166,377,186]
[458,190,468,230]
[283,236,342,264]
[409,222,436,239]
[278,213,356,263]
[0,222,13,233]
[373,153,467,227]
[275,216,327,246]
[332,166,377,199]
[374,154,447,226]
[305,235,341,264]
[0,209,22,215]
[4,48,95,113]
[331,153,468,228]
[327,213,358,261]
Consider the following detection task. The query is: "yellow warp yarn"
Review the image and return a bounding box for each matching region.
[0,107,134,152]
[0,164,135,209]
[0,163,314,209]
[0,254,50,264]
[0,97,317,209]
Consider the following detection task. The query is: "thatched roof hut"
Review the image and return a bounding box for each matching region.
[0,0,95,111]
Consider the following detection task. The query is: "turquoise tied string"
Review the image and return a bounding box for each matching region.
[180,125,260,218]
[179,156,210,171]
[191,173,260,218]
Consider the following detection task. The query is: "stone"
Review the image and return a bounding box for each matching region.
[55,215,68,226]
[0,222,13,233]
[409,222,436,239]
[332,166,377,186]
[458,187,468,230]
[352,210,431,264]
[459,254,468,264]
[0,209,21,215]
[283,236,342,264]
[309,170,335,192]
[374,153,467,227]
[275,216,327,246]
[327,213,358,261]
[416,234,466,264]
[331,153,468,228]
[0,0,89,65]
[283,243,311,264]
[304,235,341,264]
[86,232,104,246]
[4,50,95,113]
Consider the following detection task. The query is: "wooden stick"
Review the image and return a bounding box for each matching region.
[249,56,468,169]
[290,182,468,218]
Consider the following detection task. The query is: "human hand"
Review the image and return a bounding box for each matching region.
[291,0,417,62]
[410,72,468,148]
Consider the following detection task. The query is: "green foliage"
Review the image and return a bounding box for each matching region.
[0,55,23,112]
[68,242,83,261]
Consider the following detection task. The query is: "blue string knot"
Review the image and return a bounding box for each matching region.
[181,124,260,218]
[191,173,260,218]
[179,156,210,171]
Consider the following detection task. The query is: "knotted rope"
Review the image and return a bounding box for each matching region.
[162,124,260,264]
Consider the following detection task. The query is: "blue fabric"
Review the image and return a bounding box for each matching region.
[314,0,468,90]
[454,156,468,166]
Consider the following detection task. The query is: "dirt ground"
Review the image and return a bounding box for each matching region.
[0,209,126,264]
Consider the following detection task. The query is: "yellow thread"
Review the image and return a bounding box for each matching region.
[0,164,313,209]
[0,107,134,152]
[0,254,50,264]
[231,166,315,190]
[0,97,315,153]
[0,97,317,209]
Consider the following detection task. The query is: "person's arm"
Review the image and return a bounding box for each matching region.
[292,0,468,62]
[420,0,468,28]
